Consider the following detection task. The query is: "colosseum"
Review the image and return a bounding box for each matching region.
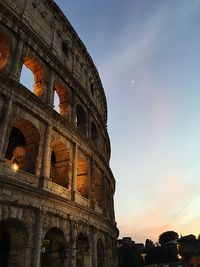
[0,0,118,266]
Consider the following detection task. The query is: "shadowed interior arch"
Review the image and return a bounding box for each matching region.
[41,228,66,267]
[50,140,70,188]
[76,233,90,267]
[76,104,87,136]
[0,219,28,267]
[5,119,40,174]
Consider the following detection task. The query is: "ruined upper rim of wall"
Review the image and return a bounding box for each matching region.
[1,0,108,124]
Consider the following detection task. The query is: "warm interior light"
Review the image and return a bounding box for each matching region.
[177,254,182,260]
[12,162,19,172]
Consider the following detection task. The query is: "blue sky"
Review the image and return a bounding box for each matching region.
[47,1,200,242]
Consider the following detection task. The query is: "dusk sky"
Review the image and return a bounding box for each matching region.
[43,1,200,242]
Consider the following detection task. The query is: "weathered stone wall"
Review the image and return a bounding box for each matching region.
[0,0,118,266]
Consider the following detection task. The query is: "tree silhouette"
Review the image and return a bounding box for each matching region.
[159,231,179,245]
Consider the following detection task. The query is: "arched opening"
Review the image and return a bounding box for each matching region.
[76,233,90,267]
[20,57,45,97]
[97,239,105,267]
[91,122,98,146]
[50,141,70,188]
[20,64,35,92]
[93,167,102,207]
[54,83,71,120]
[76,151,89,199]
[76,105,87,136]
[0,31,10,70]
[5,119,40,174]
[0,219,28,267]
[41,228,66,267]
[53,90,59,112]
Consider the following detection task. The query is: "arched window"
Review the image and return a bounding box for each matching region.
[53,83,71,120]
[20,57,45,97]
[50,140,70,188]
[91,122,98,146]
[20,64,35,92]
[76,151,89,199]
[0,31,10,70]
[5,119,40,174]
[53,90,59,112]
[41,228,66,267]
[76,233,90,267]
[76,105,87,136]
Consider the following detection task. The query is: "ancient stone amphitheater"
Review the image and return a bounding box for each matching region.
[0,0,118,266]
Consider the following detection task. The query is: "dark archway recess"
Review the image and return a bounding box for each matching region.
[76,105,87,136]
[50,141,70,188]
[41,228,66,267]
[0,219,28,267]
[76,233,90,267]
[97,239,106,267]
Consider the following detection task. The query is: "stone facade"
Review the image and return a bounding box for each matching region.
[0,0,118,266]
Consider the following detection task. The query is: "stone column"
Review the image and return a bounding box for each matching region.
[71,143,78,201]
[91,227,97,267]
[10,35,24,80]
[90,157,95,209]
[40,124,52,187]
[25,227,34,267]
[71,90,77,126]
[31,210,43,267]
[0,97,12,160]
[46,67,54,106]
[70,220,76,267]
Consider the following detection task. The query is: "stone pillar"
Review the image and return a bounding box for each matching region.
[40,124,52,187]
[71,143,78,201]
[31,210,43,267]
[71,90,77,126]
[91,227,97,267]
[25,227,34,267]
[0,97,12,160]
[10,35,24,80]
[46,67,54,106]
[90,157,95,209]
[70,220,76,267]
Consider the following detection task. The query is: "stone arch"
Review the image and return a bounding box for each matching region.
[77,150,89,199]
[76,232,91,267]
[91,121,98,146]
[97,238,106,267]
[53,82,71,120]
[5,118,40,174]
[21,56,45,97]
[0,31,10,70]
[41,227,67,267]
[76,104,87,136]
[0,218,28,267]
[50,140,70,188]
